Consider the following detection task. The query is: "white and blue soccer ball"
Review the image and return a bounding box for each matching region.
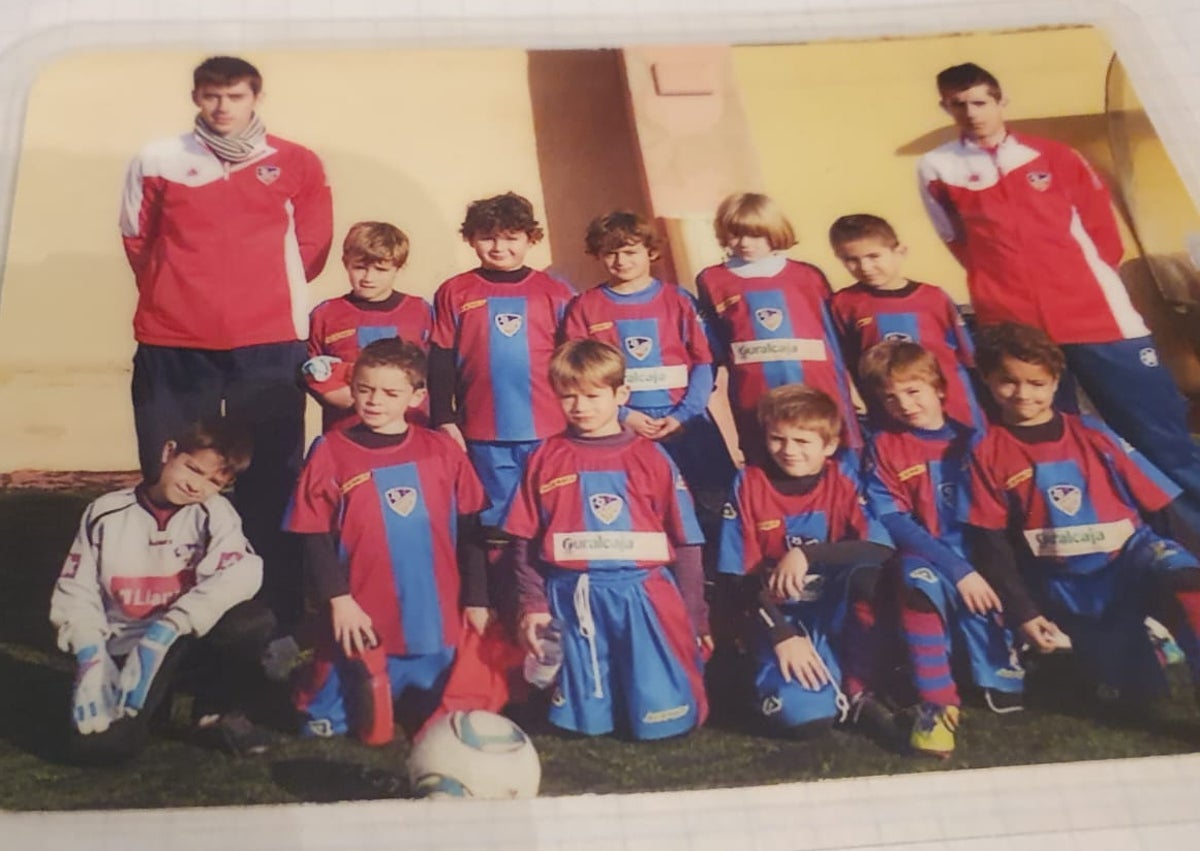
[408,710,540,799]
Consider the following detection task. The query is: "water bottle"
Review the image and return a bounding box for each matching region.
[523,619,564,689]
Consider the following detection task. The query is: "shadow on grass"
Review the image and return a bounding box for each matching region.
[270,757,409,802]
[0,650,74,763]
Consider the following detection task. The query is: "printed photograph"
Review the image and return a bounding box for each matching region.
[2,22,1200,812]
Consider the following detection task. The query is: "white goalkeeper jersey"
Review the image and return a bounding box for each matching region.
[49,487,263,657]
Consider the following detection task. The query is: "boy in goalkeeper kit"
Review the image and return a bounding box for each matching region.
[49,418,275,762]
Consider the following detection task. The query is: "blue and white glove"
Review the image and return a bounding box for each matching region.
[116,619,181,718]
[301,355,343,383]
[72,644,120,734]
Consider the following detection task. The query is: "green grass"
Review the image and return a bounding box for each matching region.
[3,488,1200,811]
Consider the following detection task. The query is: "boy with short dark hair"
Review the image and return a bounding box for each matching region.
[428,192,574,534]
[859,341,1023,758]
[49,418,274,761]
[286,338,488,743]
[562,210,734,555]
[502,339,710,740]
[964,322,1200,709]
[303,221,433,432]
[828,214,982,430]
[717,384,895,738]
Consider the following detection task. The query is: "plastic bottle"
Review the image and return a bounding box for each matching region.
[523,619,564,689]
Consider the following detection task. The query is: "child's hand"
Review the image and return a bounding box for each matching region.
[518,611,552,657]
[624,410,659,439]
[1020,616,1070,653]
[768,548,810,600]
[464,606,491,635]
[956,572,1002,615]
[330,594,377,657]
[774,635,829,690]
[651,416,683,440]
[438,423,467,452]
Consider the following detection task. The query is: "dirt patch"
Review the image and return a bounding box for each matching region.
[0,470,141,491]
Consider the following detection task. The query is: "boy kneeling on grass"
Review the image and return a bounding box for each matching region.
[49,418,275,762]
[964,322,1200,712]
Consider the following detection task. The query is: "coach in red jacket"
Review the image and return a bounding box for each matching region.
[917,61,1200,521]
[119,55,333,629]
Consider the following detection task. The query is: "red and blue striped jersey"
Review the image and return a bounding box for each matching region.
[717,458,888,576]
[307,292,433,431]
[561,280,712,416]
[830,281,981,428]
[963,414,1179,574]
[286,426,487,655]
[865,421,975,557]
[697,260,861,448]
[431,269,574,442]
[503,433,704,571]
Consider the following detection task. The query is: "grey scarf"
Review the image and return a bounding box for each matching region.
[194,112,266,163]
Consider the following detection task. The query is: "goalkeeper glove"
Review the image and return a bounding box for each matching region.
[117,618,182,717]
[72,644,120,735]
[301,355,344,384]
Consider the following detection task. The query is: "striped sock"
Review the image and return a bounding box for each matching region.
[901,605,959,707]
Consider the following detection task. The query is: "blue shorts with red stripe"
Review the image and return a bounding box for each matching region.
[295,643,455,738]
[467,439,542,527]
[545,566,707,740]
[898,553,1024,695]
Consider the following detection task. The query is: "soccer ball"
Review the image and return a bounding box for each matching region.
[407,710,540,799]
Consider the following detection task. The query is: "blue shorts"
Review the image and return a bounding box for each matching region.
[467,439,542,527]
[545,566,706,740]
[1032,526,1198,699]
[747,561,872,729]
[296,646,455,738]
[899,553,1024,694]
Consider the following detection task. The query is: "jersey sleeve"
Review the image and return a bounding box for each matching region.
[118,151,162,284]
[284,438,341,534]
[716,470,761,576]
[559,293,590,343]
[961,441,1011,531]
[841,469,893,547]
[447,436,489,515]
[1063,148,1124,268]
[415,296,434,348]
[939,288,976,366]
[917,157,969,266]
[863,442,913,517]
[501,448,545,541]
[430,279,461,351]
[694,272,730,365]
[651,445,706,547]
[165,496,264,638]
[1085,417,1180,514]
[48,501,110,654]
[292,148,334,282]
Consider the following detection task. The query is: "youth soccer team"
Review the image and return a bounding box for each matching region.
[50,73,1200,772]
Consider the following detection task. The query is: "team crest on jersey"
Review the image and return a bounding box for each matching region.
[883,331,915,343]
[385,486,419,517]
[754,308,784,332]
[256,165,281,185]
[495,313,523,337]
[1047,484,1082,517]
[1027,171,1052,192]
[909,567,938,585]
[722,503,738,520]
[589,493,624,525]
[624,336,654,361]
[1139,347,1159,367]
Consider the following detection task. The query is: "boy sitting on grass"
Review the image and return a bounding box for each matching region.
[859,341,1023,759]
[716,384,895,739]
[964,322,1200,712]
[49,418,274,762]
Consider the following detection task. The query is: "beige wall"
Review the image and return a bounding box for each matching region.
[0,48,552,470]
